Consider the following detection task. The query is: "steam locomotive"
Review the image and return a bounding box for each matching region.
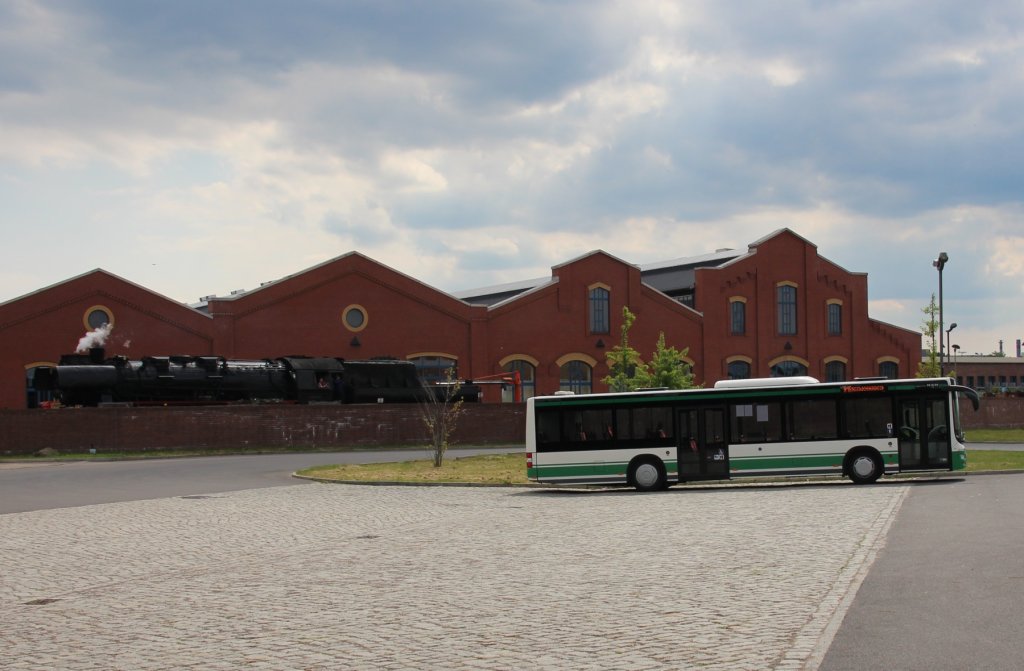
[33,348,480,407]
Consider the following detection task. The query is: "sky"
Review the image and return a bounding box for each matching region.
[1,0,1022,356]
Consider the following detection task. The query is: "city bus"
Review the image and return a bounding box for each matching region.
[525,376,980,491]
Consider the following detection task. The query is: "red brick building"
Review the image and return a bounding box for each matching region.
[1,229,920,409]
[951,356,1024,394]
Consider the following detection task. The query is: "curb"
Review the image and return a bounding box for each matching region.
[292,468,1024,489]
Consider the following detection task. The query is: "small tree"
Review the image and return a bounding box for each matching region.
[645,332,698,389]
[603,306,647,392]
[603,307,699,391]
[420,369,465,467]
[917,294,942,378]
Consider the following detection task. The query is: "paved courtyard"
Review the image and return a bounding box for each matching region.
[1,482,908,670]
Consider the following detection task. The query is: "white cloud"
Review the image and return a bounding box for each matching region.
[987,237,1024,280]
[1,0,1023,358]
[379,151,449,193]
[761,59,806,87]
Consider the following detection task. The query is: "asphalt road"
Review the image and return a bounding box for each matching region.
[820,472,1024,671]
[0,446,522,514]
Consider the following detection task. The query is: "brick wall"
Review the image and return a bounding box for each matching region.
[1,397,1017,457]
[962,396,1024,430]
[0,404,526,456]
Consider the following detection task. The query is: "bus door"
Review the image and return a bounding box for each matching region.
[896,396,951,470]
[677,406,729,481]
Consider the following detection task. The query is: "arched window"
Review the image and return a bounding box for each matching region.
[408,354,457,384]
[25,364,55,409]
[827,301,842,336]
[727,360,751,379]
[559,360,592,395]
[729,298,746,336]
[588,285,610,334]
[777,283,797,336]
[501,359,536,402]
[879,361,899,379]
[825,360,847,382]
[770,359,808,377]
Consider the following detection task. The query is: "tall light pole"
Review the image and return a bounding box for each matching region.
[933,252,948,373]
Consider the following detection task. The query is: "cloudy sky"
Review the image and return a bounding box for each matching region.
[2,0,1022,356]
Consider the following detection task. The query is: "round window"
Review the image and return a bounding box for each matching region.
[342,305,368,332]
[83,306,114,330]
[87,310,109,329]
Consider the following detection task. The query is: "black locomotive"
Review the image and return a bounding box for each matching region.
[33,348,479,407]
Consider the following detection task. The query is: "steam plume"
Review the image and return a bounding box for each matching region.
[76,323,114,353]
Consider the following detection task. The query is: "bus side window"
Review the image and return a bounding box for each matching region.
[537,411,561,445]
[843,397,892,439]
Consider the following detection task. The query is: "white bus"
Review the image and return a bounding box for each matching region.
[526,376,980,491]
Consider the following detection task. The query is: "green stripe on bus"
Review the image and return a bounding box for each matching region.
[731,454,844,471]
[534,463,629,478]
[533,462,678,476]
[732,451,898,471]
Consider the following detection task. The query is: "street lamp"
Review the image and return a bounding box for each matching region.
[945,322,957,374]
[952,344,960,376]
[933,252,948,371]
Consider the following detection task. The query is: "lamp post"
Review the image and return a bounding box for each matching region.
[952,344,960,377]
[945,323,957,375]
[933,252,948,372]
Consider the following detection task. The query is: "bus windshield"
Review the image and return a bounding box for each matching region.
[951,385,980,442]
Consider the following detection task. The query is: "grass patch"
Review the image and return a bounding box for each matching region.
[299,448,1024,485]
[966,449,1024,471]
[298,452,529,485]
[967,428,1024,443]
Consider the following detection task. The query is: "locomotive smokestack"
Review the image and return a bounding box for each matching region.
[89,347,105,364]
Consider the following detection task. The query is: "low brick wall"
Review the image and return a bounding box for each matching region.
[962,396,1024,430]
[1,396,1018,457]
[0,403,526,456]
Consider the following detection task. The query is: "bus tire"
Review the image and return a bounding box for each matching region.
[629,458,666,492]
[846,449,883,485]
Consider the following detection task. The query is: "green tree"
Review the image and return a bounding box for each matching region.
[602,306,647,392]
[916,294,942,377]
[645,332,698,389]
[603,307,699,391]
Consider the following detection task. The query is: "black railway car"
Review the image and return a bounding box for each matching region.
[33,349,480,406]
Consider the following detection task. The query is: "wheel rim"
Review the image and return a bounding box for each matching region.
[852,455,876,479]
[634,463,660,489]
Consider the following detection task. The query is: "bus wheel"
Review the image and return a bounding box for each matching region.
[846,450,882,485]
[629,459,666,492]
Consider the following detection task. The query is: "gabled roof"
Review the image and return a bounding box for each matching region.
[192,251,475,309]
[640,248,742,272]
[551,249,640,272]
[487,277,559,310]
[451,276,551,302]
[0,268,211,318]
[748,228,818,251]
[456,247,743,305]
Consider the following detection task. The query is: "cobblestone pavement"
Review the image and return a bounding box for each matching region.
[1,482,907,670]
